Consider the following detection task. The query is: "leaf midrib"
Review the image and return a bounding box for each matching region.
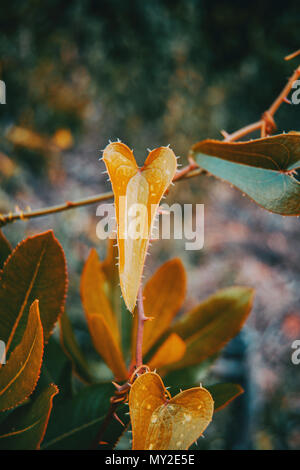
[0,419,40,439]
[41,414,106,449]
[5,244,46,354]
[0,322,39,397]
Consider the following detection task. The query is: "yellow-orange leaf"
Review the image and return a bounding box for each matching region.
[101,238,121,316]
[6,126,55,152]
[101,238,119,287]
[103,142,177,312]
[148,333,186,370]
[169,286,254,369]
[86,313,128,382]
[0,300,43,412]
[132,258,186,358]
[52,128,73,150]
[129,373,166,450]
[81,248,119,343]
[129,372,214,450]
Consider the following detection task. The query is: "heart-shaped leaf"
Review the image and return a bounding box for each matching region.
[0,230,67,354]
[191,132,300,215]
[170,382,244,412]
[148,333,186,370]
[0,383,58,450]
[103,142,177,311]
[168,287,254,370]
[129,372,214,450]
[0,300,43,412]
[0,230,11,269]
[132,258,187,358]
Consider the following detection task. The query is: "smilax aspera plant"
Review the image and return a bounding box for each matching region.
[0,56,299,450]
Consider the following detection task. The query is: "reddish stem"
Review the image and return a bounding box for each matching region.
[224,120,263,142]
[223,65,300,142]
[135,286,147,368]
[267,66,300,116]
[173,157,198,181]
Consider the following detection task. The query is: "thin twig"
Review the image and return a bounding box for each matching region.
[223,65,300,142]
[267,66,300,117]
[0,163,203,228]
[90,402,119,449]
[173,157,198,181]
[0,191,113,228]
[224,120,263,142]
[285,49,300,61]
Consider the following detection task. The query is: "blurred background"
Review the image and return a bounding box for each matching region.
[0,0,299,449]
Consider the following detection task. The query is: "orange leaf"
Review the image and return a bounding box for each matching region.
[168,287,254,369]
[148,333,186,370]
[129,372,166,450]
[6,126,55,152]
[129,372,214,450]
[0,230,67,354]
[0,300,43,412]
[86,313,128,382]
[52,129,73,150]
[132,258,186,358]
[100,238,122,317]
[81,248,119,343]
[103,142,177,312]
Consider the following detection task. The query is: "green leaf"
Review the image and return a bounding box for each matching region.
[163,355,218,389]
[0,230,12,269]
[0,383,58,450]
[0,300,44,412]
[59,311,94,384]
[42,383,129,450]
[191,132,300,216]
[168,287,254,370]
[207,383,244,412]
[38,336,73,404]
[0,230,67,354]
[101,239,122,321]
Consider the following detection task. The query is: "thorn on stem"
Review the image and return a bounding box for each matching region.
[113,412,125,427]
[220,129,229,138]
[283,97,292,105]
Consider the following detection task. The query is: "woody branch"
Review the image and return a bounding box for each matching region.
[0,62,298,229]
